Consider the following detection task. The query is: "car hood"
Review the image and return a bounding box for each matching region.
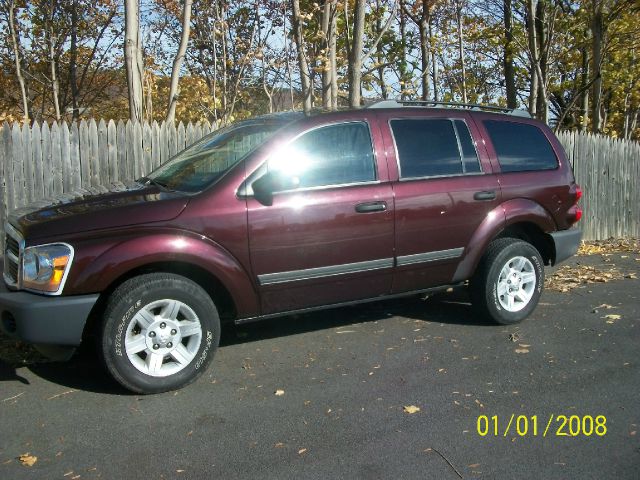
[8,181,190,240]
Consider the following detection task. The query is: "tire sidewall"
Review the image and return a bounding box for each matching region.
[103,278,219,393]
[486,243,544,324]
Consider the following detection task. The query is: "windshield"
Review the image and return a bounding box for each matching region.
[146,121,284,192]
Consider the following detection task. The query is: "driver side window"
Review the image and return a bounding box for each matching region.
[268,122,376,191]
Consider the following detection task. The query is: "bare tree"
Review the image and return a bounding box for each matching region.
[166,0,193,123]
[291,0,313,113]
[503,0,517,108]
[401,0,435,101]
[6,0,30,122]
[454,0,467,103]
[348,0,366,107]
[125,0,144,122]
[349,0,397,107]
[321,0,338,109]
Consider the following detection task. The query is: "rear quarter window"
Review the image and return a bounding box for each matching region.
[483,120,558,172]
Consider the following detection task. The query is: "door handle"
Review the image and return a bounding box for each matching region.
[473,190,496,201]
[355,201,387,213]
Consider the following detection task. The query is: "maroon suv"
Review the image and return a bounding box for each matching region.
[1,102,582,393]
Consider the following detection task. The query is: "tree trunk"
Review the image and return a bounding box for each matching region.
[46,0,61,121]
[375,0,388,99]
[329,7,338,110]
[321,1,337,109]
[398,1,409,99]
[503,0,517,109]
[348,0,366,108]
[526,0,538,117]
[590,0,604,133]
[580,39,589,131]
[455,0,467,103]
[429,16,438,101]
[8,0,30,123]
[419,1,430,101]
[124,0,144,122]
[535,0,548,123]
[291,0,312,114]
[282,2,295,109]
[166,0,193,123]
[69,0,80,120]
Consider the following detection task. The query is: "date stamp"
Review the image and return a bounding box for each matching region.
[476,414,607,437]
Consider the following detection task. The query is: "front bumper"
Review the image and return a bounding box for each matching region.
[550,228,583,265]
[0,290,99,346]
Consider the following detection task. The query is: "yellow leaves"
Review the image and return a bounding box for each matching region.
[546,264,624,292]
[604,314,622,324]
[298,448,307,455]
[515,343,531,354]
[578,239,640,255]
[274,389,285,396]
[18,453,37,467]
[403,405,420,414]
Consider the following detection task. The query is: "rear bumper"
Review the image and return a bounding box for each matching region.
[0,290,99,346]
[550,228,582,265]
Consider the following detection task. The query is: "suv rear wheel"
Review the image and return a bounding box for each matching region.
[470,238,544,324]
[100,273,220,394]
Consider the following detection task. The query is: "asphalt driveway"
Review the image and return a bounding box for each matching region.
[1,252,638,479]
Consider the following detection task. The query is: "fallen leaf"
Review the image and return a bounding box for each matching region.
[403,405,420,414]
[592,303,617,313]
[603,314,621,321]
[18,453,37,467]
[298,448,307,455]
[274,389,285,396]
[469,463,481,468]
[274,443,285,448]
[515,348,529,354]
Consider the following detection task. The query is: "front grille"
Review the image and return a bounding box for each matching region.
[3,223,23,287]
[6,235,19,257]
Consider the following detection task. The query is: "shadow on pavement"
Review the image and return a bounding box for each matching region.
[220,286,493,347]
[2,286,492,394]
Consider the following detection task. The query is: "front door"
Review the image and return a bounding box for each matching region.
[247,117,394,314]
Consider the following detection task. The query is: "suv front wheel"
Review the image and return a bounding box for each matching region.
[100,273,220,394]
[470,238,545,325]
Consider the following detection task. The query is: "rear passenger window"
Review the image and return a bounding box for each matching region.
[391,119,481,178]
[484,120,558,172]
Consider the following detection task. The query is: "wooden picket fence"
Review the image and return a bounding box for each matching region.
[558,131,640,241]
[0,120,638,249]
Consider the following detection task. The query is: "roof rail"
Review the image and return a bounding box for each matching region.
[366,99,531,118]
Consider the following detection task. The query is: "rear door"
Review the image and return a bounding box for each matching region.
[246,113,394,314]
[376,109,503,293]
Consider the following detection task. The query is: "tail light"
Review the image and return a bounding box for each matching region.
[569,184,583,224]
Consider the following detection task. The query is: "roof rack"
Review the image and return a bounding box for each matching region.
[366,99,531,118]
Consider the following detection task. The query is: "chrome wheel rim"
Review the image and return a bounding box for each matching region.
[497,256,536,312]
[125,299,202,377]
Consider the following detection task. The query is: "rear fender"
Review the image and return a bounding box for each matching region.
[453,199,556,282]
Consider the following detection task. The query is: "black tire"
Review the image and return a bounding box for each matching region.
[100,273,220,394]
[470,238,545,325]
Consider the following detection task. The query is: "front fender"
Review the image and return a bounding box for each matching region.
[452,199,557,282]
[64,231,259,317]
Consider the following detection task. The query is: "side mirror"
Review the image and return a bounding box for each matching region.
[251,171,277,206]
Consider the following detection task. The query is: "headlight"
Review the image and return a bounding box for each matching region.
[21,243,73,294]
